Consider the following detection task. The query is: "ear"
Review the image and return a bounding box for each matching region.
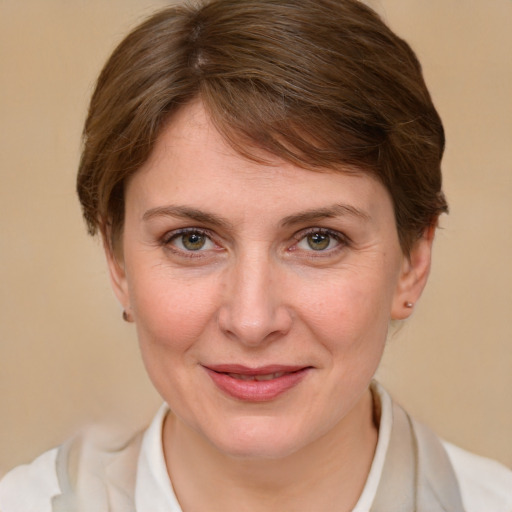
[391,225,435,320]
[102,231,132,320]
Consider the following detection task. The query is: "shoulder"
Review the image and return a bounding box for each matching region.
[443,440,512,512]
[0,426,144,512]
[0,412,163,512]
[374,383,512,511]
[0,448,60,512]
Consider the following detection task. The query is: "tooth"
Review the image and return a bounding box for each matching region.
[228,373,255,381]
[225,371,291,382]
[254,372,286,381]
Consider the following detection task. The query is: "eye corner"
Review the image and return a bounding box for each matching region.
[289,227,350,256]
[160,227,223,257]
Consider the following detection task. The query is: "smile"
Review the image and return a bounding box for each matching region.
[203,365,311,402]
[226,371,288,381]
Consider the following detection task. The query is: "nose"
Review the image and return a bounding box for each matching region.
[217,252,293,347]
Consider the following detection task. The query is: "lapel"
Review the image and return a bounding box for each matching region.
[370,399,466,512]
[52,391,466,512]
[51,431,142,512]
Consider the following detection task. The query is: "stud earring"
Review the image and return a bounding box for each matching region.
[404,301,414,308]
[122,310,132,322]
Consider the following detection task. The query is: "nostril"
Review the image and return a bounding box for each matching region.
[217,263,293,345]
[217,303,293,346]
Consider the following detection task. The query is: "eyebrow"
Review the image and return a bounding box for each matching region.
[143,203,370,229]
[280,204,370,227]
[142,205,232,229]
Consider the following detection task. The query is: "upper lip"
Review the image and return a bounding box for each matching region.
[203,364,310,375]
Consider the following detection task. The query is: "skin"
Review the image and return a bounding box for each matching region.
[106,100,434,511]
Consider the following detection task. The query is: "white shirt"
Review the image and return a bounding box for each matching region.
[1,385,511,511]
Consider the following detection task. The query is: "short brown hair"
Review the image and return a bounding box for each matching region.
[77,0,447,253]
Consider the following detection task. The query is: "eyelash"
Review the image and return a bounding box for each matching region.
[160,228,219,257]
[159,227,350,258]
[290,228,350,256]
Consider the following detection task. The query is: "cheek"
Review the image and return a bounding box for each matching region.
[128,266,220,353]
[299,277,390,398]
[127,268,222,408]
[294,267,395,344]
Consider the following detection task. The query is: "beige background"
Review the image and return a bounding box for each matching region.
[1,0,511,476]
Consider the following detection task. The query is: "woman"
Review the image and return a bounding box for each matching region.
[1,0,511,510]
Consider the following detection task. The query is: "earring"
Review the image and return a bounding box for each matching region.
[404,301,414,308]
[122,310,132,322]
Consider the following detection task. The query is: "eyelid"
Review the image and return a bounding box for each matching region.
[159,226,349,257]
[290,227,350,254]
[292,227,349,243]
[161,227,213,245]
[160,227,224,258]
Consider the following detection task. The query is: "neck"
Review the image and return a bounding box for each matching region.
[163,389,378,512]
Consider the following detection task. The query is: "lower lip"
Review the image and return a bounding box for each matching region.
[204,368,310,402]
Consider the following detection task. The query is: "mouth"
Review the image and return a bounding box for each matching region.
[225,371,290,382]
[203,364,312,402]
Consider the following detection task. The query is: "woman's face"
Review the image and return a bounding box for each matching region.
[109,100,430,459]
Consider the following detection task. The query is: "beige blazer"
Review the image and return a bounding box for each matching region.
[51,399,466,512]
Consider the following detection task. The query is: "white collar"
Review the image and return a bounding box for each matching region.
[134,383,392,511]
[134,404,182,511]
[352,382,392,512]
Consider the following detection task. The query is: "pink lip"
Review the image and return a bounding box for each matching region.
[203,364,311,402]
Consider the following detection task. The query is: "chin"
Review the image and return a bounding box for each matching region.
[204,416,314,460]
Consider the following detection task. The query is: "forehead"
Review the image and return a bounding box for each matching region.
[128,100,394,225]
